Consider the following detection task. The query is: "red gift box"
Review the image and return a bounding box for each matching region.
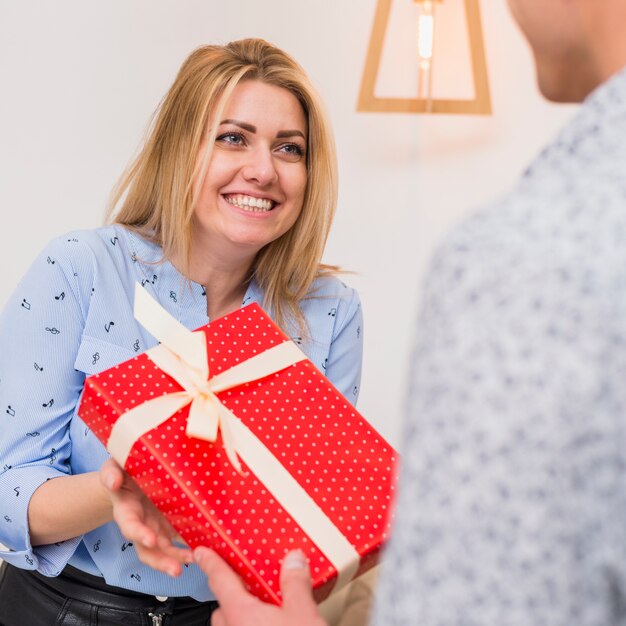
[79,286,398,604]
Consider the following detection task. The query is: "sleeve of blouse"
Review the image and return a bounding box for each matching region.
[0,237,89,575]
[324,286,363,406]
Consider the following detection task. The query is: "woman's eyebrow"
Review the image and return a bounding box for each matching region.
[220,119,256,132]
[276,130,306,139]
[220,119,306,140]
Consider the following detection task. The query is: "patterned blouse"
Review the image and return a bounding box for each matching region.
[0,224,363,601]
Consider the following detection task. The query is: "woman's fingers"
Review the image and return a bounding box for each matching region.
[101,459,192,575]
[112,503,157,548]
[135,543,189,577]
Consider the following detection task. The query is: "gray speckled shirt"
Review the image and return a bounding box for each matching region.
[373,66,626,626]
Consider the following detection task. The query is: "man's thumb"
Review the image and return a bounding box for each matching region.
[280,550,314,608]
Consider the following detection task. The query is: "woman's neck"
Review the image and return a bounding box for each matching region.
[174,243,256,320]
[202,266,252,320]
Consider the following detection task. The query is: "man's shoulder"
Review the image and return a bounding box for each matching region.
[429,167,626,324]
[437,100,626,282]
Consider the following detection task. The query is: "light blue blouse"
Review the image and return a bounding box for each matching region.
[0,224,363,601]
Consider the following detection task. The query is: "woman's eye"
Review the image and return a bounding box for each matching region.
[217,132,245,146]
[278,143,305,159]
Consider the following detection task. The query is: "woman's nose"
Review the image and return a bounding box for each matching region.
[241,148,278,186]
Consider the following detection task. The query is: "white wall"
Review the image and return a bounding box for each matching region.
[0,0,577,446]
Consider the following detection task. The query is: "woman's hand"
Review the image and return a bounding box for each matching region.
[194,547,327,626]
[100,458,193,576]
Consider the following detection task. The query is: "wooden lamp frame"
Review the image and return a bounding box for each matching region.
[357,0,491,115]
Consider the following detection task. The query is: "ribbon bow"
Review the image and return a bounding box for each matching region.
[107,283,306,473]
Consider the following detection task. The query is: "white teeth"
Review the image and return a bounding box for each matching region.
[225,194,274,212]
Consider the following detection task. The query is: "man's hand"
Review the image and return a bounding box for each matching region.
[100,458,193,576]
[194,547,327,626]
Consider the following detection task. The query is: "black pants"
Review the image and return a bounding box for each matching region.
[0,562,218,625]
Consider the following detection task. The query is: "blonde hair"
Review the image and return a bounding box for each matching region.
[108,38,338,333]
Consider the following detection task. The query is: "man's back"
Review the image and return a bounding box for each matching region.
[373,67,626,626]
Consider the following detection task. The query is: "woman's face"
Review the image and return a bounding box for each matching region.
[192,79,308,258]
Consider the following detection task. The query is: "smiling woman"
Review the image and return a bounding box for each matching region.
[0,39,363,626]
[111,39,340,330]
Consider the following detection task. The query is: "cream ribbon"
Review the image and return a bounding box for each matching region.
[108,284,306,472]
[107,284,360,592]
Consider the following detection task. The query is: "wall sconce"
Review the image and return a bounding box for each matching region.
[415,0,439,104]
[357,0,491,115]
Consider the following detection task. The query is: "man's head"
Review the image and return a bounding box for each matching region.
[507,0,626,103]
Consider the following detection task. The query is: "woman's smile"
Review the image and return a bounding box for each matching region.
[223,193,277,213]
